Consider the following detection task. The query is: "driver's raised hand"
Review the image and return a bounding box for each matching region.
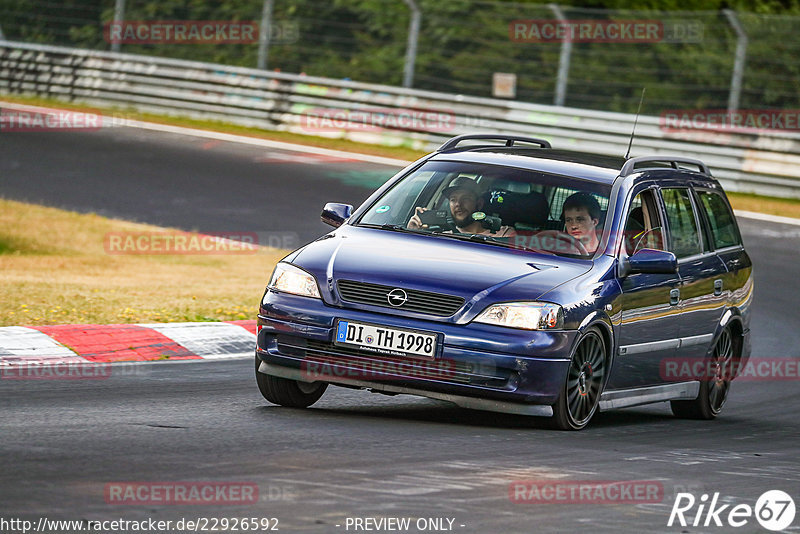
[408,207,429,229]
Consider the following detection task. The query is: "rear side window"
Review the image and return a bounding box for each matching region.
[661,188,703,258]
[697,190,741,249]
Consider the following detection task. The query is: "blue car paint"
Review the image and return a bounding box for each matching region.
[257,150,753,411]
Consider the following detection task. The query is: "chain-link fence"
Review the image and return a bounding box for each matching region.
[1,0,798,116]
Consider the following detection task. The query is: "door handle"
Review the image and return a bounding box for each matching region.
[670,288,680,306]
[728,259,741,268]
[714,279,723,296]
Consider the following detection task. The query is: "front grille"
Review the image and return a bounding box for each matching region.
[337,279,465,317]
[274,335,511,389]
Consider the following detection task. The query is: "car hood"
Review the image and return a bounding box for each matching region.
[292,226,592,317]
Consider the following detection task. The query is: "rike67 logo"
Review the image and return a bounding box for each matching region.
[668,490,795,531]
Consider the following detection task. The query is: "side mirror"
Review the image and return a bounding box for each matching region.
[321,203,353,228]
[627,248,678,275]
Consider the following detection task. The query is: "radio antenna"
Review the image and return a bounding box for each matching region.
[625,87,646,160]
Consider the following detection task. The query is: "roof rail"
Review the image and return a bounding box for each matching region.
[437,134,551,152]
[620,156,710,177]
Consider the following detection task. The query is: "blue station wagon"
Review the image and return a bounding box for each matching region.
[256,134,753,430]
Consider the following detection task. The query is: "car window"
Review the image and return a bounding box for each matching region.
[372,170,434,219]
[356,160,612,258]
[623,190,664,255]
[697,190,741,249]
[548,187,608,227]
[661,188,703,258]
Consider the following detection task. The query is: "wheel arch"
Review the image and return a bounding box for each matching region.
[577,311,615,389]
[714,308,747,377]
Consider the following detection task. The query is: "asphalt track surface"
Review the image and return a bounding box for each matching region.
[0,126,396,246]
[2,126,800,533]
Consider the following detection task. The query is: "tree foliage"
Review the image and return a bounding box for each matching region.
[1,0,798,112]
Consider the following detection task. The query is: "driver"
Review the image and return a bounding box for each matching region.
[408,176,516,236]
[561,192,602,254]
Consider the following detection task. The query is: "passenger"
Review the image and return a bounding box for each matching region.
[408,176,516,236]
[561,192,602,254]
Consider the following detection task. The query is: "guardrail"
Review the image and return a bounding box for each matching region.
[2,40,799,198]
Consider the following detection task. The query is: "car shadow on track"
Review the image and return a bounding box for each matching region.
[252,398,697,432]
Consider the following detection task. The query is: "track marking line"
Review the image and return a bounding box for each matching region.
[3,102,798,223]
[734,210,800,226]
[0,101,412,168]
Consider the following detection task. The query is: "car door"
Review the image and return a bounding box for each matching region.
[660,187,727,368]
[610,186,682,389]
[694,187,753,329]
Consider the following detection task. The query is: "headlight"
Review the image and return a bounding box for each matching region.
[267,263,321,299]
[474,302,563,330]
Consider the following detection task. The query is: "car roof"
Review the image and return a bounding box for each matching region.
[429,146,720,188]
[430,148,623,184]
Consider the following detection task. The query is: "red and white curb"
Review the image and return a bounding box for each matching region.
[0,320,256,368]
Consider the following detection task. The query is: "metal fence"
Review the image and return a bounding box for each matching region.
[0,1,799,116]
[2,40,799,198]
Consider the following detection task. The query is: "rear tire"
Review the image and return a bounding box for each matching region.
[550,328,606,430]
[671,326,734,420]
[255,356,327,408]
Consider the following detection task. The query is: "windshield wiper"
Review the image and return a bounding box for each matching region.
[458,233,495,244]
[437,234,552,254]
[358,223,429,235]
[436,232,556,255]
[359,224,557,255]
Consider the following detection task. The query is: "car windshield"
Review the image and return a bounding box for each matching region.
[356,160,612,258]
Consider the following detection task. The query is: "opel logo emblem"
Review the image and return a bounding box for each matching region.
[387,288,408,307]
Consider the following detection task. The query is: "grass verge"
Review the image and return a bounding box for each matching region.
[0,198,285,326]
[727,191,800,220]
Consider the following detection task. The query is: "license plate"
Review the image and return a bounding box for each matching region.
[334,320,437,359]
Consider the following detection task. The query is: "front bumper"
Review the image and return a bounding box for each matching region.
[256,291,575,407]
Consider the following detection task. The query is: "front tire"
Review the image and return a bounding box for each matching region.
[671,326,734,420]
[550,328,606,430]
[255,356,327,408]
